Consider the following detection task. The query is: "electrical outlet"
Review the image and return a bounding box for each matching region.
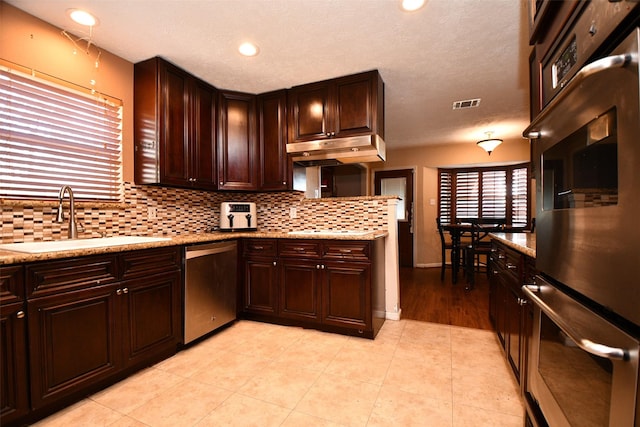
[147,207,157,219]
[289,207,297,219]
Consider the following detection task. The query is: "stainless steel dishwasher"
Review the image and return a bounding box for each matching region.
[184,240,237,344]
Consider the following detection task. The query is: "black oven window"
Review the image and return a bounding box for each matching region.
[538,313,613,427]
[542,108,618,210]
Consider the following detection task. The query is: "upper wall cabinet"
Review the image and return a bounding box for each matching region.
[134,57,217,191]
[287,70,384,144]
[217,90,258,191]
[258,90,291,191]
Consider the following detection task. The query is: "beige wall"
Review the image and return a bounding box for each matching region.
[1,2,135,182]
[373,138,531,267]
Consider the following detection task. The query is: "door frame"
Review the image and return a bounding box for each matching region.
[372,166,417,267]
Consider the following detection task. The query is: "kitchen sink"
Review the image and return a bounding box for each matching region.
[287,230,372,237]
[0,236,172,254]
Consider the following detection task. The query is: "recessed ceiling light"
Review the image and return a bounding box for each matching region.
[401,0,426,12]
[238,42,259,57]
[67,9,98,26]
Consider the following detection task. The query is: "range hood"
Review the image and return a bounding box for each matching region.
[287,134,385,165]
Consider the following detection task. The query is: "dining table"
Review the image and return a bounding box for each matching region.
[441,221,506,284]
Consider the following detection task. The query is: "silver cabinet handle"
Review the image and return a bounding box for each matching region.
[316,264,321,269]
[524,53,634,137]
[16,310,25,319]
[522,284,628,361]
[506,263,517,270]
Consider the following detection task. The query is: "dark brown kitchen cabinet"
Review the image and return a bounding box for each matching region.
[242,239,278,315]
[24,247,181,416]
[217,90,258,191]
[240,238,385,338]
[489,240,534,386]
[134,56,217,190]
[0,266,29,426]
[288,70,384,143]
[257,90,291,191]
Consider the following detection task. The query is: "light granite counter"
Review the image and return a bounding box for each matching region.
[489,232,536,259]
[0,230,388,265]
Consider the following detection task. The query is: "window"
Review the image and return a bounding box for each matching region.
[438,163,530,227]
[0,67,123,201]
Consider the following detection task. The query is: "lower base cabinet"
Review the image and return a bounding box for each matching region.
[241,238,385,338]
[2,247,181,427]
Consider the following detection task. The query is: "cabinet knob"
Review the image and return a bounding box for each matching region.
[123,287,129,294]
[316,264,321,269]
[16,310,25,319]
[506,263,517,270]
[117,289,122,295]
[282,181,286,185]
[273,261,277,266]
[321,265,325,269]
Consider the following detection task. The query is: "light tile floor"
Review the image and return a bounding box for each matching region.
[33,319,524,427]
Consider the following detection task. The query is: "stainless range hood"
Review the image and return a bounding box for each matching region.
[287,134,385,165]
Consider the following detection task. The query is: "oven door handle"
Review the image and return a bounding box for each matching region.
[523,284,629,361]
[523,53,635,138]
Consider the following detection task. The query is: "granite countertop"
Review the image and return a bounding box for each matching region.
[0,230,388,265]
[489,232,536,259]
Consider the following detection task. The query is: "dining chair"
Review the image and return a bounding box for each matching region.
[436,217,453,281]
[465,219,506,289]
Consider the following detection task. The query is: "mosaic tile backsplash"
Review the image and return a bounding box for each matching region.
[1,182,391,243]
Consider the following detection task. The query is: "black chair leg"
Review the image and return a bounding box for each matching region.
[465,247,475,290]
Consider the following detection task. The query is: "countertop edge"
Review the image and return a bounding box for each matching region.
[0,230,389,265]
[489,232,536,259]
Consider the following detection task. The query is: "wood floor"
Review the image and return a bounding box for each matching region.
[399,266,492,330]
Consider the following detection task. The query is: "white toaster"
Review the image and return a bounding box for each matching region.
[220,202,257,231]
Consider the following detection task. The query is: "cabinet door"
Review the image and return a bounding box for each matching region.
[121,271,181,368]
[258,90,290,191]
[159,62,191,187]
[217,91,257,191]
[288,81,331,143]
[243,257,278,315]
[322,262,370,331]
[505,284,523,383]
[333,72,378,138]
[279,259,321,322]
[190,79,218,190]
[28,286,120,410]
[0,301,29,424]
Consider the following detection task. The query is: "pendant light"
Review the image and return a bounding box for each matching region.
[477,131,502,155]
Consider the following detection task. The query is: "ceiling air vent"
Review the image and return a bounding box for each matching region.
[452,98,481,110]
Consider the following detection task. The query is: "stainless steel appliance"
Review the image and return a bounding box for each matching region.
[220,202,257,231]
[183,241,237,344]
[523,2,640,425]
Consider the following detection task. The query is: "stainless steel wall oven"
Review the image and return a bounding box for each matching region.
[524,2,640,425]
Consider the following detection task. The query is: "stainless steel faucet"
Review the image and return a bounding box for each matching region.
[55,185,78,239]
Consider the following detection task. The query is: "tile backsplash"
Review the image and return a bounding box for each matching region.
[1,182,392,243]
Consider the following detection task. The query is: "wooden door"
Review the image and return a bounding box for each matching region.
[244,257,278,315]
[258,90,290,191]
[375,169,414,267]
[322,262,370,331]
[217,91,257,190]
[160,61,191,186]
[279,259,321,322]
[287,81,331,143]
[190,79,217,190]
[28,286,120,410]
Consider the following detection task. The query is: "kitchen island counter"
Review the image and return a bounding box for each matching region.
[0,230,388,265]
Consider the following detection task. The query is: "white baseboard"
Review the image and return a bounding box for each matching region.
[385,309,402,321]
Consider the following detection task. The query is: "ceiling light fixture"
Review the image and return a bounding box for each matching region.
[477,131,502,155]
[238,42,259,57]
[401,0,426,12]
[67,9,98,27]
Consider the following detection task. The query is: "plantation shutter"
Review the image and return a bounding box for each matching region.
[481,170,507,219]
[455,171,479,219]
[0,67,123,201]
[439,170,453,224]
[511,166,529,226]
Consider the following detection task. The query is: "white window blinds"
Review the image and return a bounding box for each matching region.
[438,163,530,227]
[0,68,123,201]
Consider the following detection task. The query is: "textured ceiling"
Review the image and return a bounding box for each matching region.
[5,0,532,151]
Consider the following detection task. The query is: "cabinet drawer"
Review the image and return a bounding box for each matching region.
[243,239,277,257]
[26,255,118,298]
[120,247,181,279]
[323,241,370,261]
[1,265,24,304]
[278,240,321,258]
[504,247,522,281]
